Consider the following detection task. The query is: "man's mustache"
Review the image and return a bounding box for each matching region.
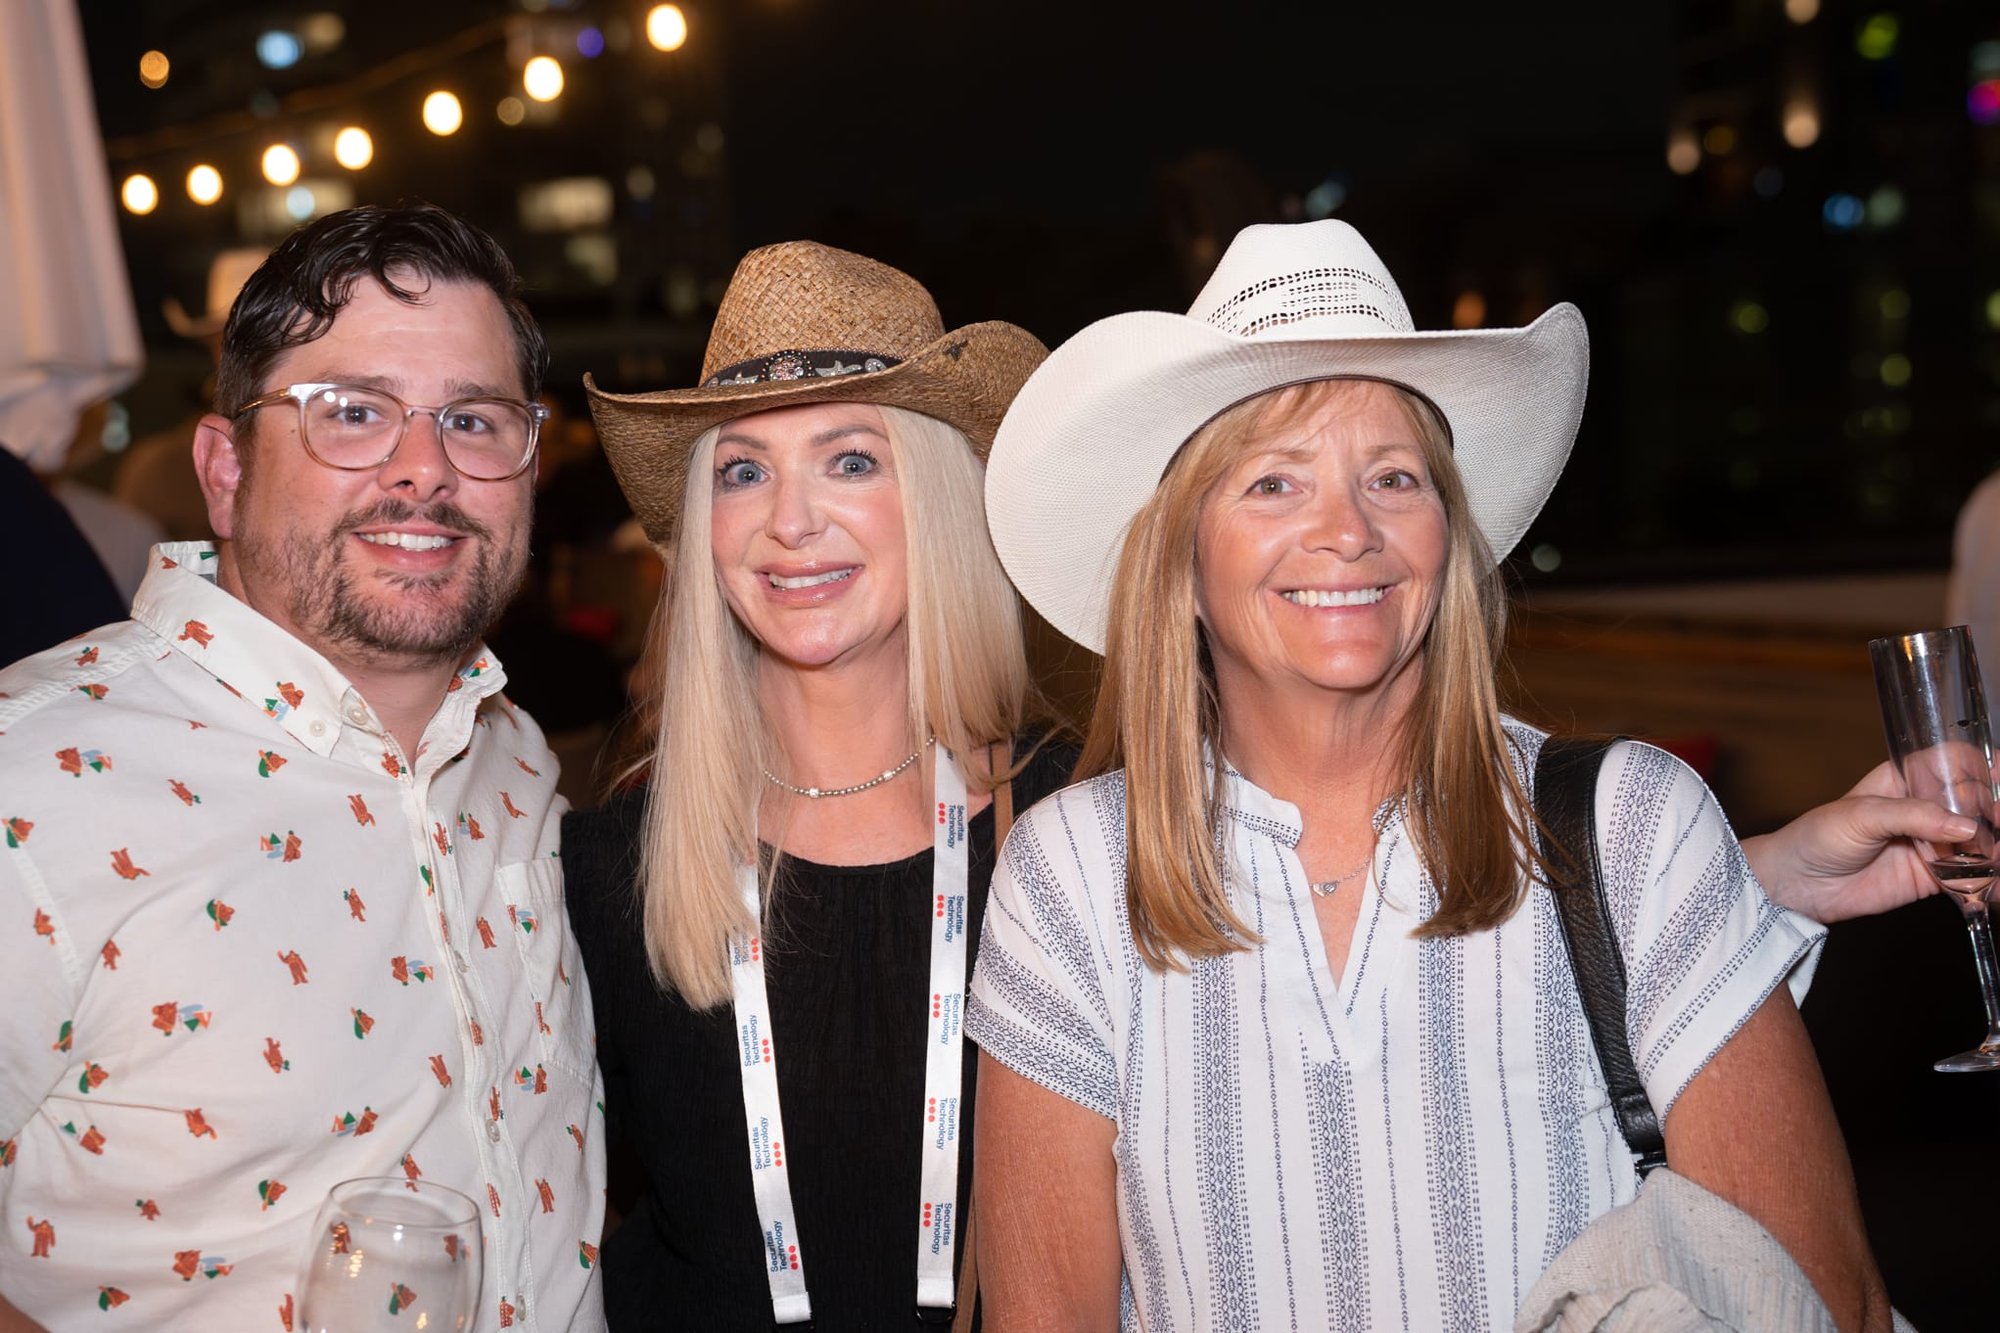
[331,500,495,542]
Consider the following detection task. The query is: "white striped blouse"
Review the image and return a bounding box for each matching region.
[966,724,1824,1332]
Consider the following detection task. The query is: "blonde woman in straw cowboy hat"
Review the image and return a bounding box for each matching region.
[965,220,1896,1331]
[563,242,1073,1329]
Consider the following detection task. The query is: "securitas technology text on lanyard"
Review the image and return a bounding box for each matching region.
[730,745,972,1325]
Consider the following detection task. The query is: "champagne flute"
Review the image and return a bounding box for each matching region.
[1870,625,2000,1072]
[296,1177,482,1332]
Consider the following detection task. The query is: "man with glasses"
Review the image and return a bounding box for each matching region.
[0,205,603,1331]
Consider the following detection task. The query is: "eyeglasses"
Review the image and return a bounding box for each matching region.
[235,382,548,481]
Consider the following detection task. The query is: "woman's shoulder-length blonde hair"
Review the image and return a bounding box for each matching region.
[626,404,1033,1009]
[1077,376,1539,971]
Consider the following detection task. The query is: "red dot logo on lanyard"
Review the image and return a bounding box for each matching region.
[935,893,945,918]
[761,1037,772,1063]
[927,1096,937,1123]
[937,802,946,824]
[931,993,942,1018]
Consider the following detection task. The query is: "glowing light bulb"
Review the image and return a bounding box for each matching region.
[333,127,373,170]
[186,164,223,205]
[423,91,464,136]
[524,56,564,103]
[647,5,689,51]
[121,174,159,215]
[261,144,301,186]
[138,50,170,88]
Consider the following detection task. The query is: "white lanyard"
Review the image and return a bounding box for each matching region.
[731,745,972,1325]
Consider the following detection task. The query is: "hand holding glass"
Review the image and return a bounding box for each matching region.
[296,1177,482,1332]
[1870,626,2000,1072]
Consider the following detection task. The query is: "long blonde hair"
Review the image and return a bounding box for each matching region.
[1077,378,1539,970]
[630,405,1032,1008]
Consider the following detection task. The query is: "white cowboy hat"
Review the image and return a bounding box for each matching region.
[984,218,1589,655]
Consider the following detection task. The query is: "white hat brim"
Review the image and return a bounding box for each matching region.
[985,303,1589,655]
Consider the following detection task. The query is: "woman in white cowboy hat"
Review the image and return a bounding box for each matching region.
[564,242,1071,1329]
[967,220,1893,1331]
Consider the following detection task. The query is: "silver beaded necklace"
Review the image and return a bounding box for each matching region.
[761,736,936,800]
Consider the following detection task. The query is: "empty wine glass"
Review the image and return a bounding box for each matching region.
[1870,625,2000,1072]
[296,1177,482,1332]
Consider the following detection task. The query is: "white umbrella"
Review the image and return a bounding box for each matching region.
[0,0,142,471]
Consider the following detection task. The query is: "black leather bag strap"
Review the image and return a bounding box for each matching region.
[1533,736,1668,1177]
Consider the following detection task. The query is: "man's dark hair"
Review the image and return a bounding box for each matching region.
[214,203,548,421]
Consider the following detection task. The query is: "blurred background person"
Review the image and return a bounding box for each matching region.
[110,246,268,543]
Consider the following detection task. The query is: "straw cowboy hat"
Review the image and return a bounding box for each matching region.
[586,241,1048,547]
[984,218,1590,655]
[163,246,268,340]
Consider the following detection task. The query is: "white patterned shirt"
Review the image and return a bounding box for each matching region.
[0,543,605,1332]
[966,724,1823,1333]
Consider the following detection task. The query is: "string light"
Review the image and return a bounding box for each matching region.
[423,91,464,136]
[186,164,223,204]
[115,16,711,218]
[261,144,302,186]
[333,127,373,170]
[646,5,689,51]
[523,56,564,103]
[121,174,159,215]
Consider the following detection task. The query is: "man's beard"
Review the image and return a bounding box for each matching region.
[239,497,528,667]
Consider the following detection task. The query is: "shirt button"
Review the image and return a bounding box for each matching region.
[309,720,326,737]
[454,951,470,973]
[345,705,369,726]
[487,1120,501,1143]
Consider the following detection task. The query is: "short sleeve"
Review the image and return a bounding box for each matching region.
[0,848,82,1140]
[1596,740,1826,1119]
[965,788,1121,1120]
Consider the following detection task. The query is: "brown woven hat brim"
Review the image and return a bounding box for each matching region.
[587,319,1047,547]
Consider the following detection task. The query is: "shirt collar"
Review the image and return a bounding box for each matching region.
[1209,747,1405,851]
[130,541,511,757]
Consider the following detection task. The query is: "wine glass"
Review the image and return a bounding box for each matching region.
[296,1177,482,1332]
[1870,625,2000,1072]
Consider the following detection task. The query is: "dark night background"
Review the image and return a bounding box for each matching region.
[65,2,2000,1328]
[83,0,2000,584]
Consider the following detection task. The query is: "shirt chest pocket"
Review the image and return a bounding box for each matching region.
[494,858,595,1082]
